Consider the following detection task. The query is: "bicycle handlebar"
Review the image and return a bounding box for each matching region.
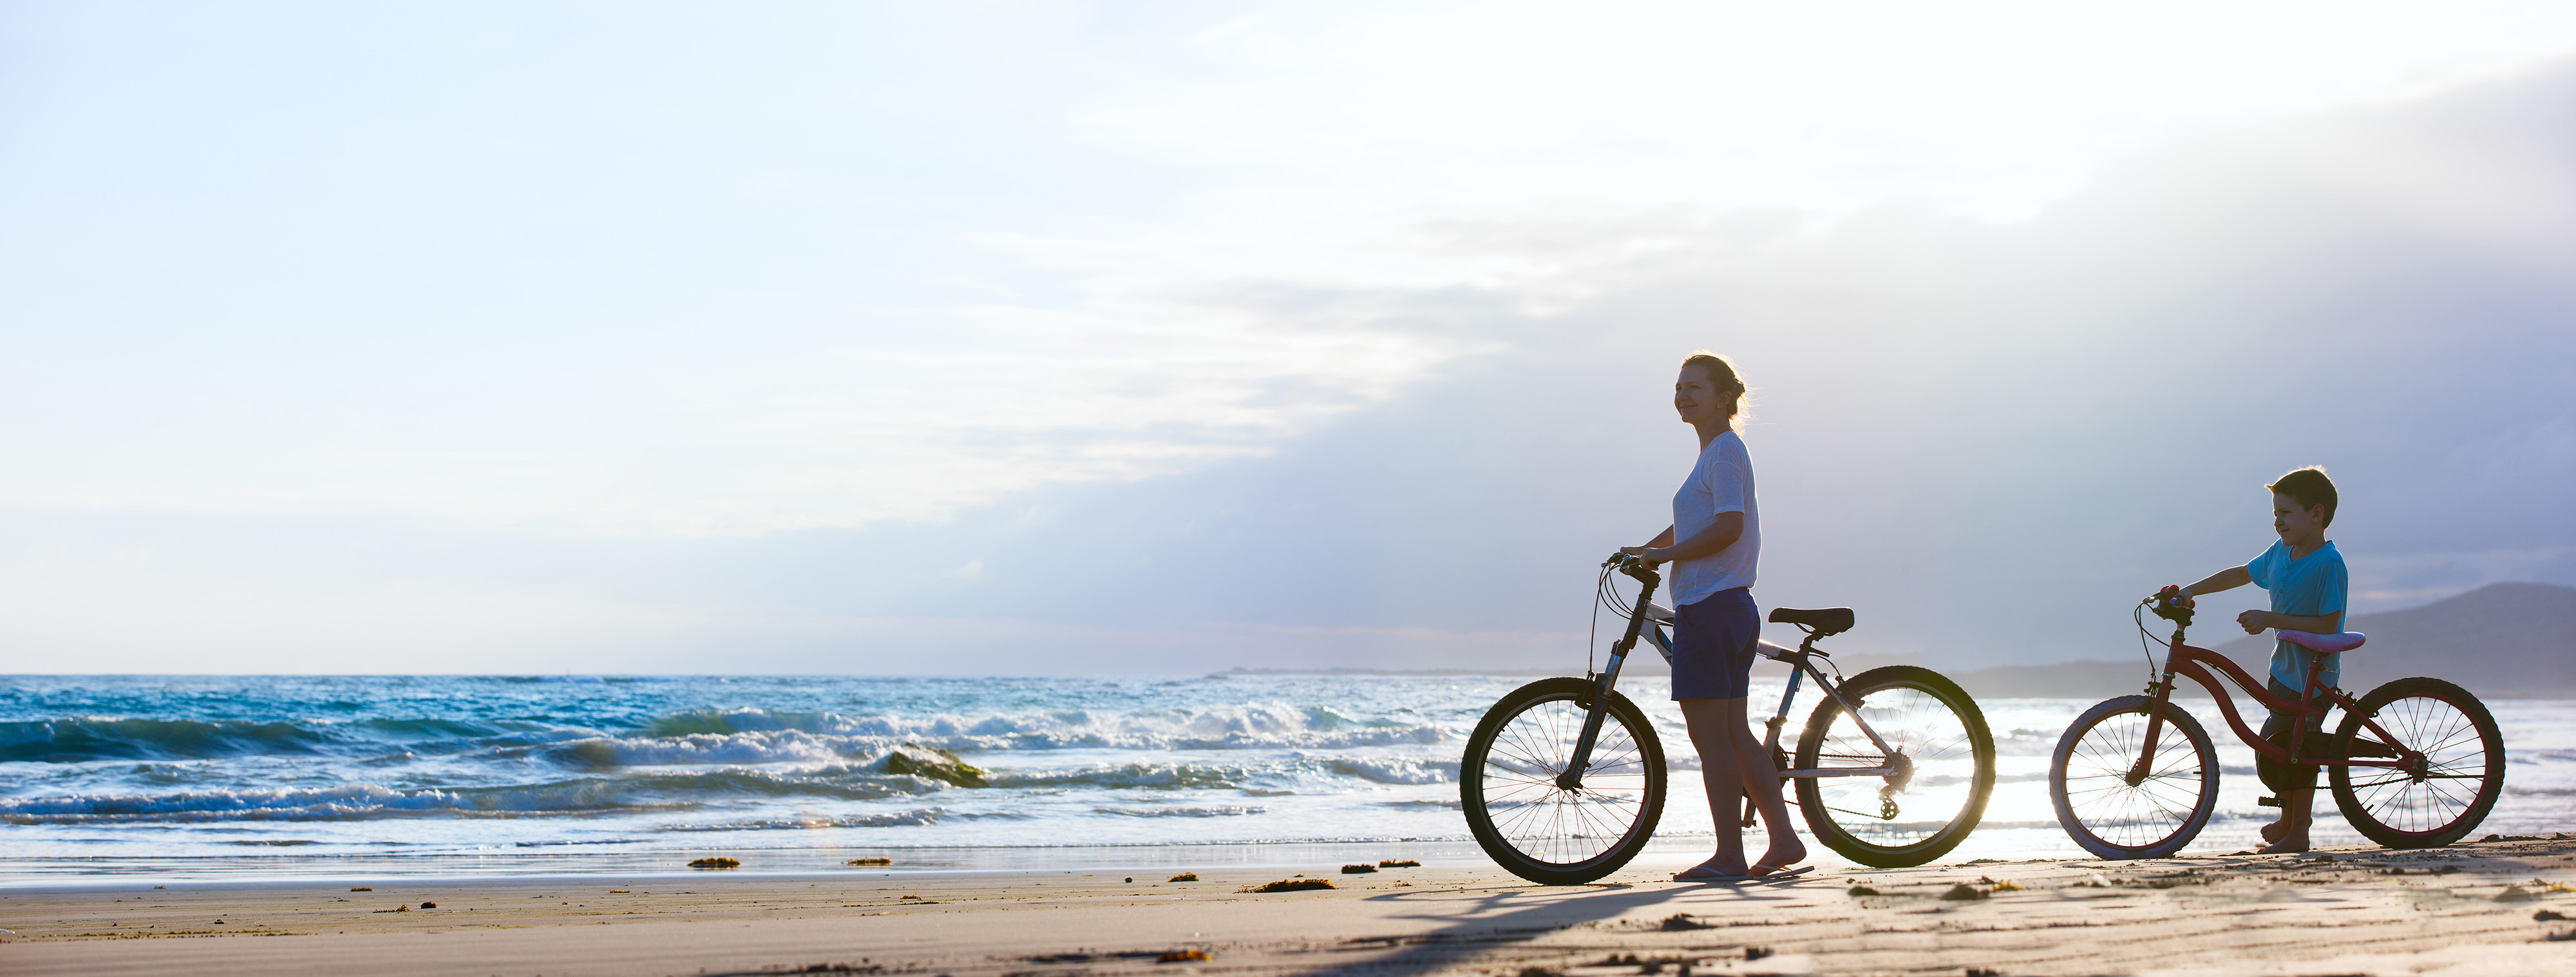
[1602,551,1659,582]
[2145,589,2195,627]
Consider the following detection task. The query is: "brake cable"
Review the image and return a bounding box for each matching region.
[2135,602,2163,674]
[1586,564,1607,676]
[1587,561,1638,677]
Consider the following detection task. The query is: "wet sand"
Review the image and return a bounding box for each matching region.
[8,837,2576,976]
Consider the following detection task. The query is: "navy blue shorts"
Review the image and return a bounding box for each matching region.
[1671,587,1759,701]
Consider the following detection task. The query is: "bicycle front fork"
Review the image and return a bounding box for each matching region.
[2128,671,2175,786]
[1558,645,1629,791]
[1564,562,1661,791]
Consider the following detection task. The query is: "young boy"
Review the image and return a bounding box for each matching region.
[2155,466,2348,855]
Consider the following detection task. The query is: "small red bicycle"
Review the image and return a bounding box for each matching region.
[2047,593,2505,859]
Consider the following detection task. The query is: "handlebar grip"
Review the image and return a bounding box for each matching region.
[2149,591,2197,626]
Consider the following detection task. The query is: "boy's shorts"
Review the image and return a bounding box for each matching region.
[1671,587,1759,701]
[2257,678,2324,793]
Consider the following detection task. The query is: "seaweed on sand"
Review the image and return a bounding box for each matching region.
[1243,878,1334,893]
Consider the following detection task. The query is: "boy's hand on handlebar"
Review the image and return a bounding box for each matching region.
[2154,584,2195,608]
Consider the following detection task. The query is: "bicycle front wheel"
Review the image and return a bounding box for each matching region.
[1460,677,1667,885]
[2330,677,2504,849]
[1792,665,1995,867]
[2050,695,2219,859]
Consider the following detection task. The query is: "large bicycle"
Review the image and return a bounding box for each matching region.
[2047,594,2505,859]
[1460,553,1998,884]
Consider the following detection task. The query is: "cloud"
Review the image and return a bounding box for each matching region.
[812,56,2576,670]
[6,8,2576,672]
[1075,0,2576,223]
[17,4,2576,543]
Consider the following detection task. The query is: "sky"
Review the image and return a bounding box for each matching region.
[4,1,2575,674]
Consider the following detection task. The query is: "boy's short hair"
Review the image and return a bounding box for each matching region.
[2267,466,2338,528]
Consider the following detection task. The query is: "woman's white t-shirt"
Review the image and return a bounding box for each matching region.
[1668,430,1759,606]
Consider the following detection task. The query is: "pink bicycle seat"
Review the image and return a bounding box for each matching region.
[2278,630,2366,654]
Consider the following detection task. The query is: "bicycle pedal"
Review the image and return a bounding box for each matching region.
[2257,795,2280,808]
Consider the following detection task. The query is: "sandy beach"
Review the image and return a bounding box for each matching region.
[8,837,2576,976]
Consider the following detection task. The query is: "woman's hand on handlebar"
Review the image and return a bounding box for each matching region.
[1618,545,1664,567]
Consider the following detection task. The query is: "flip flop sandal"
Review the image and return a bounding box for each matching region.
[1673,867,1753,883]
[1747,864,1816,880]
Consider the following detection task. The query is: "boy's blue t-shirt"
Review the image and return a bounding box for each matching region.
[2246,540,2349,689]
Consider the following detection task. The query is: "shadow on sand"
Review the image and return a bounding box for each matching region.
[1313,874,1821,974]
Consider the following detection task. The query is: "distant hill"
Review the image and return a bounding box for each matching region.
[1956,582,2576,699]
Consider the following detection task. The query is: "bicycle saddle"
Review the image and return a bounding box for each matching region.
[2278,630,2366,654]
[1767,607,1854,636]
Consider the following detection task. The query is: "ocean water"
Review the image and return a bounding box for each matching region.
[2,674,2566,879]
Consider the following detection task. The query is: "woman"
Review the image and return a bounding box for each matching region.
[1620,352,1807,882]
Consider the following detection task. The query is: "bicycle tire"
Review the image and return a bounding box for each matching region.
[2329,677,2504,849]
[2050,695,2219,859]
[1460,677,1667,885]
[1792,665,1995,868]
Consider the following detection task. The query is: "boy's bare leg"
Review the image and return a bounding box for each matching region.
[1679,697,1750,878]
[1723,697,1805,873]
[2258,786,2315,854]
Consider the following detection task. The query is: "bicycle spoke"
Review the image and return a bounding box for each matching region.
[1805,681,1984,853]
[2056,703,2208,851]
[2323,685,2502,844]
[1474,692,1658,868]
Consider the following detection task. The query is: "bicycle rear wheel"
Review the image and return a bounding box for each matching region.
[1792,665,1995,868]
[1460,677,1666,885]
[2049,695,2219,859]
[2330,678,2504,849]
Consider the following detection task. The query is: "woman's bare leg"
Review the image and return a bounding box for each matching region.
[1720,697,1805,873]
[1678,697,1748,878]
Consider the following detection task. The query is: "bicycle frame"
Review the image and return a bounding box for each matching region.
[2132,614,2420,783]
[1561,560,1900,791]
[1641,618,1901,780]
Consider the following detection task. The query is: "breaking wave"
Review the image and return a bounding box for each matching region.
[1323,757,1456,785]
[0,705,1450,766]
[632,706,1448,754]
[0,767,947,824]
[1090,806,1265,818]
[0,717,343,762]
